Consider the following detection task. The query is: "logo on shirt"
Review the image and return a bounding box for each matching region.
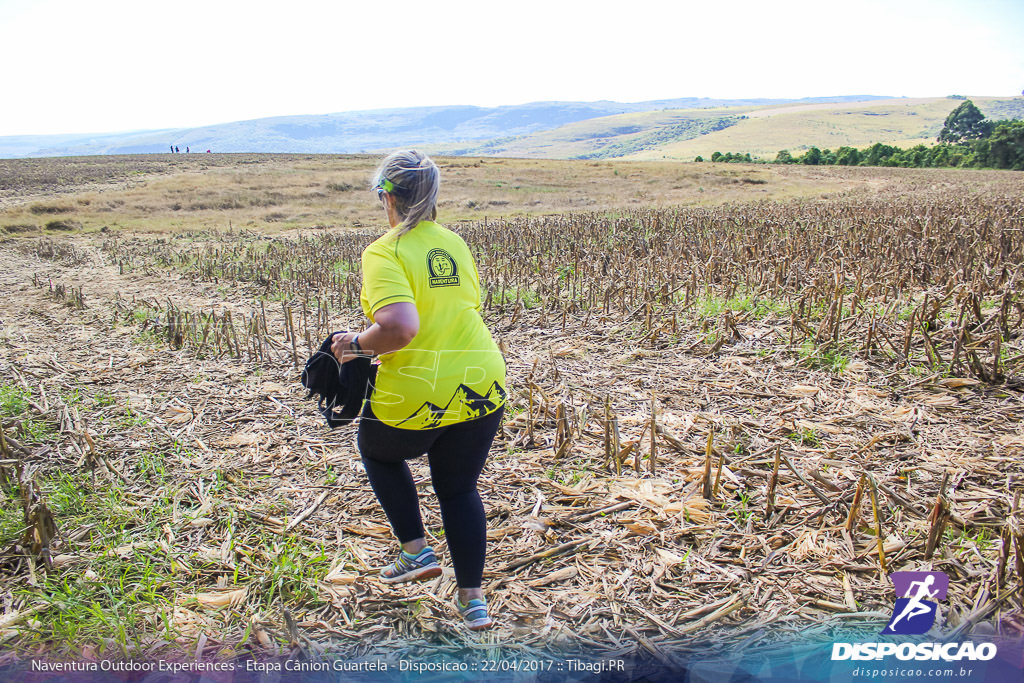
[881,571,948,635]
[427,248,460,288]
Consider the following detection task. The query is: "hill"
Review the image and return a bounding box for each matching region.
[432,97,1024,161]
[0,96,888,159]
[627,96,1024,160]
[4,95,1021,161]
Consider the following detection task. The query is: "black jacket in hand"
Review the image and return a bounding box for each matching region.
[300,334,377,428]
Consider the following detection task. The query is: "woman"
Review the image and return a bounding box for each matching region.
[331,150,506,631]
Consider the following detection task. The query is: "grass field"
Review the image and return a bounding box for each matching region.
[0,153,897,235]
[1,157,1023,665]
[627,97,968,160]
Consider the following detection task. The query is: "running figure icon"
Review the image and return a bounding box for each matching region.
[881,571,948,635]
[888,575,938,629]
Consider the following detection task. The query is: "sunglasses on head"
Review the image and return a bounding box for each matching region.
[375,177,398,202]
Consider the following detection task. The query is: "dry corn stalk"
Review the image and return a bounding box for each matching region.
[867,473,887,578]
[649,392,657,475]
[923,471,951,560]
[702,430,714,500]
[765,445,780,518]
[846,473,866,534]
[602,395,611,469]
[998,492,1024,589]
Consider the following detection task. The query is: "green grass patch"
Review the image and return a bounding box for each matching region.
[787,427,821,447]
[249,537,333,610]
[93,391,116,407]
[18,420,55,444]
[6,472,179,655]
[495,286,540,309]
[0,492,24,543]
[545,467,585,487]
[1,383,31,416]
[130,307,160,325]
[798,340,850,373]
[133,450,167,482]
[691,291,789,319]
[945,526,995,553]
[1,383,55,443]
[729,490,753,523]
[118,400,149,429]
[3,460,338,656]
[133,329,163,347]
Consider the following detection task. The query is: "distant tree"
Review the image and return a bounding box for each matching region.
[708,135,1022,171]
[774,150,795,164]
[947,146,976,168]
[863,142,898,166]
[694,155,704,162]
[938,100,991,143]
[972,137,991,167]
[980,120,1024,170]
[835,146,860,166]
[906,145,930,167]
[928,145,951,167]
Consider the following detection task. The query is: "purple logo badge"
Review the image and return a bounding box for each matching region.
[881,571,948,635]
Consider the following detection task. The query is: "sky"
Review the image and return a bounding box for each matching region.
[1,0,1022,136]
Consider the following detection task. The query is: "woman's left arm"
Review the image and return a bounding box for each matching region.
[331,301,419,363]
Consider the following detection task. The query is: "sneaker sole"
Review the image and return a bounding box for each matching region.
[465,617,493,631]
[379,565,443,584]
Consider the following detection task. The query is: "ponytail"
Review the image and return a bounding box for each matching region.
[373,150,440,235]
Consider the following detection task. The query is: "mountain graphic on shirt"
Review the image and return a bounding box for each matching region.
[481,381,507,408]
[397,381,507,428]
[397,401,447,429]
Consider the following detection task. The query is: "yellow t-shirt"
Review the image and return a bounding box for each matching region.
[360,221,507,429]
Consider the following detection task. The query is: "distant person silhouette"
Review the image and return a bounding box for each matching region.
[170,145,174,153]
[175,146,180,153]
[186,146,190,153]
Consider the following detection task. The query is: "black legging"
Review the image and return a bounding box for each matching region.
[357,404,504,588]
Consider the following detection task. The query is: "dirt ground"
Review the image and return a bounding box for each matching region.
[2,229,1022,664]
[0,162,1023,666]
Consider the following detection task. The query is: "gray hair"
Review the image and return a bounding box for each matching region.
[373,150,440,235]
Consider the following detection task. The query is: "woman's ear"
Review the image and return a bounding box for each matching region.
[383,192,401,227]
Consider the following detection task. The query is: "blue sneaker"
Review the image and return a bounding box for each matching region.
[380,546,442,584]
[457,597,493,631]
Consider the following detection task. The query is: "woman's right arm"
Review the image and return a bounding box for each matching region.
[331,301,419,363]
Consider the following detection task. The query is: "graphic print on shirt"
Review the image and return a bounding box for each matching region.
[360,222,506,429]
[427,248,460,288]
[398,381,507,429]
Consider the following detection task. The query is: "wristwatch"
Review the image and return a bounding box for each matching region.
[349,334,367,357]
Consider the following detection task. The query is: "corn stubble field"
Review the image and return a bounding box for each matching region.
[0,155,1023,667]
